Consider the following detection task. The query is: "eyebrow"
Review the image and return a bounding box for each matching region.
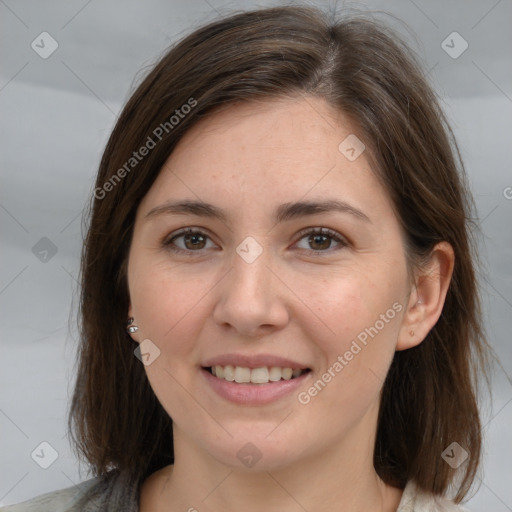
[144,199,371,224]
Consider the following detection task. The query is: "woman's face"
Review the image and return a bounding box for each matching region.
[127,96,413,470]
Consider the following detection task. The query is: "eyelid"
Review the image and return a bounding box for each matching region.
[162,226,349,254]
[295,226,349,246]
[162,227,218,251]
[293,226,349,254]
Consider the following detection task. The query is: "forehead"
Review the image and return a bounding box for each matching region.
[138,96,392,222]
[171,96,350,174]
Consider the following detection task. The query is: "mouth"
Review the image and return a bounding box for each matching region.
[200,354,312,405]
[203,365,311,384]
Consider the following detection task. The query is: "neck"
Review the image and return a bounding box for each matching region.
[141,403,403,512]
[159,446,401,512]
[161,448,400,512]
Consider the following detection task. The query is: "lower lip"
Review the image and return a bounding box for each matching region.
[201,368,310,406]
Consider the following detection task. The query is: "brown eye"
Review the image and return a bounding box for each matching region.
[307,233,332,251]
[163,228,215,254]
[295,228,348,253]
[182,232,207,250]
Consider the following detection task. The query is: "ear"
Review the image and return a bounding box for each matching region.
[396,241,455,351]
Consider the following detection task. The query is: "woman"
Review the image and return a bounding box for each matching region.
[2,5,489,511]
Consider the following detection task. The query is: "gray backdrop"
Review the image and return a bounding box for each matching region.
[1,0,511,509]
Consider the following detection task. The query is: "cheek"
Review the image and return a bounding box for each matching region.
[299,269,404,386]
[128,257,214,361]
[296,281,402,424]
[129,261,214,417]
[301,268,402,340]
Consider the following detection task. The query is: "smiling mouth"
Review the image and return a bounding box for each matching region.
[204,365,311,384]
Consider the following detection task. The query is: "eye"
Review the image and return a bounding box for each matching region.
[163,228,216,254]
[294,227,348,253]
[162,227,348,255]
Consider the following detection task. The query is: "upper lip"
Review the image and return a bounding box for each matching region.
[202,354,310,370]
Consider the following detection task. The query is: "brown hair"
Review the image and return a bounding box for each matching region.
[69,5,489,502]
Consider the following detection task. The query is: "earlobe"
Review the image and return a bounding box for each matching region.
[396,241,454,351]
[126,309,140,341]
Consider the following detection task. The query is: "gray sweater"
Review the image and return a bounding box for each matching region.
[0,470,469,511]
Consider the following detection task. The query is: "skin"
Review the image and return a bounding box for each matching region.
[127,95,454,512]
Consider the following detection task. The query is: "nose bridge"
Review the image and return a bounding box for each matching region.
[228,241,274,303]
[213,240,289,334]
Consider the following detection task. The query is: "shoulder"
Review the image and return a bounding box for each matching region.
[0,477,101,512]
[397,480,472,512]
[139,465,173,509]
[0,469,140,512]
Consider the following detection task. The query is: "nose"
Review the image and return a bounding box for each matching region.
[212,248,290,338]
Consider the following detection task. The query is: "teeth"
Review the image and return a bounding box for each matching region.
[269,367,282,382]
[224,365,235,382]
[234,366,251,383]
[281,368,293,380]
[250,367,269,383]
[211,365,305,384]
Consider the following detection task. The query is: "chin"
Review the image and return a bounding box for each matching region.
[215,445,301,472]
[194,428,311,473]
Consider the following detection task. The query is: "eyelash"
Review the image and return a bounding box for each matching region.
[162,227,348,256]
